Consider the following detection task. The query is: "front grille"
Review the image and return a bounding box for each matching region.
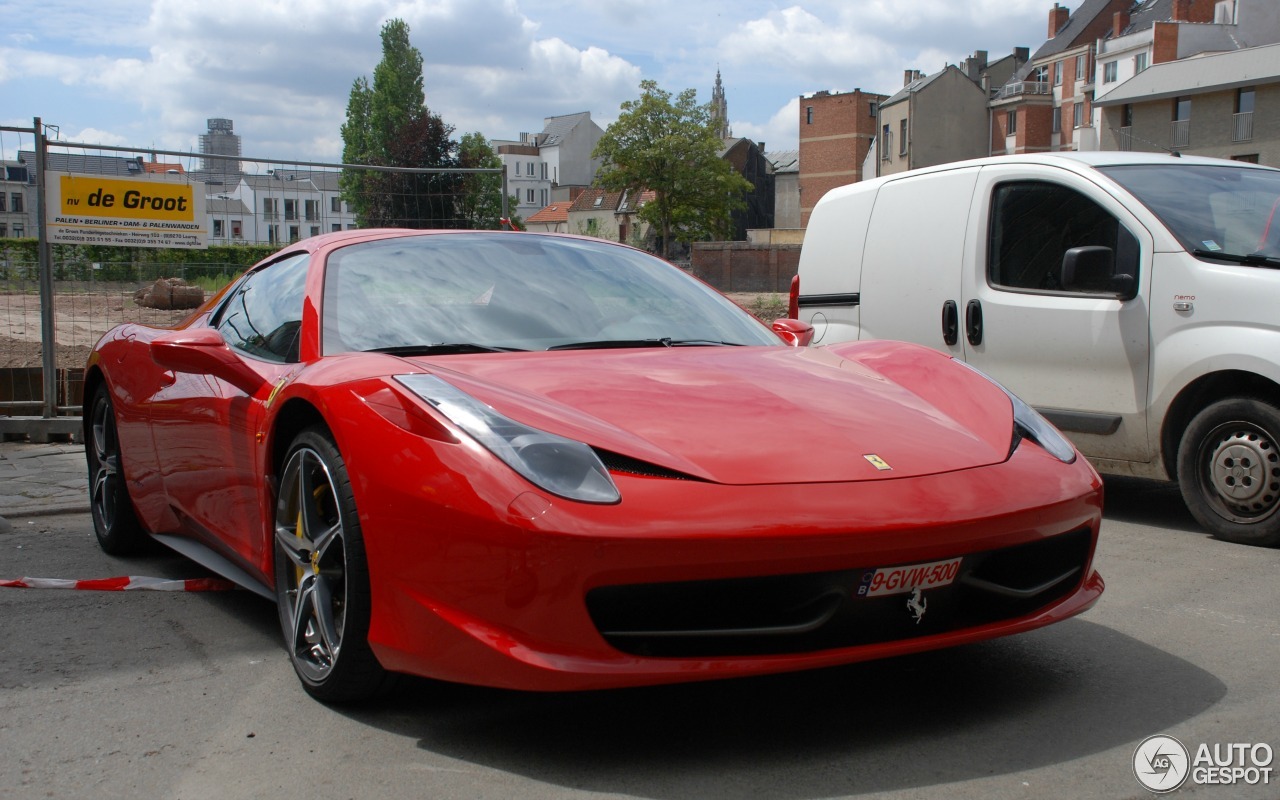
[585,527,1092,658]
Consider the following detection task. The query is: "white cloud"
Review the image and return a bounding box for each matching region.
[732,97,802,152]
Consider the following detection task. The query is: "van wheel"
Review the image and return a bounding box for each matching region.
[1177,398,1280,547]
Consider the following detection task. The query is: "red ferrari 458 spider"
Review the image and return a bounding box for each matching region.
[85,229,1103,702]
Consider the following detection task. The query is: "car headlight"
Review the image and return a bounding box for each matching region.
[952,360,1077,464]
[395,374,621,504]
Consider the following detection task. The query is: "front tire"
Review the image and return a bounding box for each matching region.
[274,427,392,702]
[1178,398,1280,547]
[86,383,145,554]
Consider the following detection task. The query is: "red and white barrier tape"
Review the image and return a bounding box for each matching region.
[0,575,237,592]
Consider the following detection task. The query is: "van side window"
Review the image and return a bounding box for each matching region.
[989,181,1138,293]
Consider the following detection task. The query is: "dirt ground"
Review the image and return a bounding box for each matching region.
[0,292,194,369]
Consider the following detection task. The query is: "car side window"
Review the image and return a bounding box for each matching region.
[989,181,1138,293]
[215,253,310,363]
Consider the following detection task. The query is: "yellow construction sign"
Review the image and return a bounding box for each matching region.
[46,172,208,249]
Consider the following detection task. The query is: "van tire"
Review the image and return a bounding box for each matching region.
[1178,398,1280,547]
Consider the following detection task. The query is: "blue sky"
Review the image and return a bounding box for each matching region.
[2,0,1054,162]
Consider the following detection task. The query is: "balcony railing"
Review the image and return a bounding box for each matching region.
[1170,119,1190,149]
[1233,112,1254,142]
[1118,126,1133,151]
[997,81,1052,99]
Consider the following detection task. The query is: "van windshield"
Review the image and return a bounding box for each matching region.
[1097,163,1280,264]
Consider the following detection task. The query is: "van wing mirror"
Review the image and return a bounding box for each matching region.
[1061,246,1136,300]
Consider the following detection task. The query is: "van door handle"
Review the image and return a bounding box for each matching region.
[942,300,959,346]
[965,300,983,346]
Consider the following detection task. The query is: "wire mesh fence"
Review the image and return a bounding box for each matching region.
[0,127,507,426]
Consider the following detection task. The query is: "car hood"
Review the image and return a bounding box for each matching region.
[405,342,1014,485]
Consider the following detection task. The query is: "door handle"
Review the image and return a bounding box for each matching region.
[942,300,959,346]
[965,299,983,346]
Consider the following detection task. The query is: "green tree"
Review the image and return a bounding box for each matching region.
[593,79,752,257]
[457,132,520,230]
[340,19,460,228]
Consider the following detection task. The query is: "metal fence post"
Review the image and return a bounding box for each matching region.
[34,117,57,420]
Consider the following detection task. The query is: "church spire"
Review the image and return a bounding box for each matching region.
[711,68,731,140]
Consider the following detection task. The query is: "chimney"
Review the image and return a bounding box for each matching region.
[1172,0,1190,21]
[1049,3,1070,37]
[904,69,915,86]
[1113,9,1130,37]
[1015,46,1030,63]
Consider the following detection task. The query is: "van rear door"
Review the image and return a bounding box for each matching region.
[857,167,979,354]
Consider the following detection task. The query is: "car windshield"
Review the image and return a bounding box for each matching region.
[1097,163,1280,262]
[321,233,781,354]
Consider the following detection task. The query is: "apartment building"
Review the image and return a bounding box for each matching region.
[492,112,604,219]
[797,89,886,226]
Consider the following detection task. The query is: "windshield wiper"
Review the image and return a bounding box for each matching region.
[546,338,745,351]
[367,343,526,355]
[1192,249,1280,268]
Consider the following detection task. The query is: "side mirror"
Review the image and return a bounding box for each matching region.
[1061,246,1136,299]
[771,318,815,347]
[150,328,269,396]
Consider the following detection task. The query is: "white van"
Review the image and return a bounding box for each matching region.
[793,152,1280,546]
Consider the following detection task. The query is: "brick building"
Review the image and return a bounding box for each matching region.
[797,89,885,226]
[991,0,1135,154]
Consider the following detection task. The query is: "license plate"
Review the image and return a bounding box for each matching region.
[856,557,962,598]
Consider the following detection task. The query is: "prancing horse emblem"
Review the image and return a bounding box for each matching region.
[906,587,927,624]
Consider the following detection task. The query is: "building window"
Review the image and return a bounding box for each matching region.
[881,124,892,159]
[13,224,23,237]
[1074,102,1084,128]
[268,224,279,243]
[289,226,300,242]
[1234,87,1255,142]
[10,193,23,213]
[1134,52,1148,73]
[526,188,534,203]
[310,226,320,237]
[0,194,6,212]
[527,162,535,176]
[541,162,547,180]
[0,224,7,237]
[1232,154,1260,163]
[330,196,341,212]
[1237,87,1255,114]
[899,119,908,155]
[1122,104,1134,127]
[263,198,278,219]
[869,102,877,117]
[1054,61,1063,85]
[806,106,813,124]
[232,221,242,238]
[304,199,318,221]
[213,219,224,238]
[540,188,548,207]
[1007,111,1018,134]
[1104,61,1118,83]
[1076,54,1086,80]
[284,199,298,221]
[332,223,342,232]
[1052,107,1062,133]
[1172,96,1192,148]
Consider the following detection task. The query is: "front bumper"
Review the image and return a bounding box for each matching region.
[341,419,1104,692]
